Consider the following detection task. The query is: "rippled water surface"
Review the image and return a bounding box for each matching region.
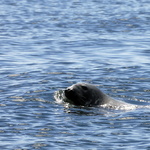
[0,0,150,149]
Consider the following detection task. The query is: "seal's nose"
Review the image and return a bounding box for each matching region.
[65,88,72,94]
[65,88,75,99]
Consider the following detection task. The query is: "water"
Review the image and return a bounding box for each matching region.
[0,0,150,149]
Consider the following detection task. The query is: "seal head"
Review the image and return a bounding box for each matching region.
[65,83,108,106]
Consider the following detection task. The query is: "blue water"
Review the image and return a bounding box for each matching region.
[0,0,150,149]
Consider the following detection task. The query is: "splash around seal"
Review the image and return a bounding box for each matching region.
[54,83,137,110]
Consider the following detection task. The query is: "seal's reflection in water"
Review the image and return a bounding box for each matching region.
[63,106,123,117]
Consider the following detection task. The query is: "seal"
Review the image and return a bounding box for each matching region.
[64,83,136,110]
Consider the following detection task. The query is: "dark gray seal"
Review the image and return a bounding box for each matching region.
[64,83,136,110]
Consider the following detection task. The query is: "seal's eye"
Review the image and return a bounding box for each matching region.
[81,85,88,91]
